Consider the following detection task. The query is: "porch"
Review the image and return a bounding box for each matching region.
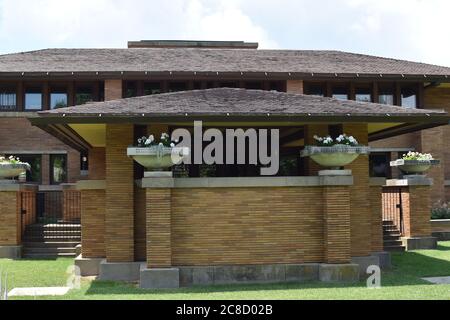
[1,88,448,288]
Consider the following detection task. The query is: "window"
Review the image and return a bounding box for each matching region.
[401,86,417,108]
[25,87,42,110]
[169,82,187,92]
[332,86,349,100]
[75,86,93,105]
[378,85,395,105]
[369,153,391,178]
[144,82,162,95]
[0,86,16,111]
[304,83,325,97]
[10,154,41,183]
[50,88,68,109]
[269,81,285,92]
[124,81,138,98]
[218,82,238,88]
[244,82,262,90]
[50,154,67,185]
[355,86,372,102]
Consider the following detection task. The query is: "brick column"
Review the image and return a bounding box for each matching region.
[343,123,372,258]
[386,177,437,250]
[286,80,304,94]
[61,184,80,223]
[88,147,106,180]
[420,127,445,204]
[323,186,351,264]
[0,184,37,258]
[105,80,123,101]
[105,124,135,262]
[78,181,106,259]
[369,184,384,253]
[146,188,172,268]
[304,124,329,176]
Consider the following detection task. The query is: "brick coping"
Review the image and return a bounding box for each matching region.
[137,176,354,189]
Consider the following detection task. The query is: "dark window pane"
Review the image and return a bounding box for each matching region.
[370,153,390,178]
[25,88,42,110]
[244,82,262,90]
[269,81,285,92]
[11,154,41,183]
[169,82,187,92]
[332,86,349,100]
[218,82,237,88]
[0,87,16,110]
[124,81,137,98]
[355,87,372,102]
[144,82,162,95]
[378,86,395,105]
[193,82,202,90]
[50,154,67,185]
[305,83,325,96]
[401,86,417,108]
[75,87,93,105]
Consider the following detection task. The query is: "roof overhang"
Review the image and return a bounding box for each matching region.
[29,114,449,153]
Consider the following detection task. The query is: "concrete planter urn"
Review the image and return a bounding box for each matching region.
[390,159,440,175]
[301,145,370,169]
[127,145,189,171]
[0,163,31,180]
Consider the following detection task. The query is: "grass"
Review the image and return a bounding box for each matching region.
[2,242,450,300]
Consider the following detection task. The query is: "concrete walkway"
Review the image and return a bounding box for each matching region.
[422,276,450,284]
[8,287,70,297]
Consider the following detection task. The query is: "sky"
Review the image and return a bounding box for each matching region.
[0,0,449,67]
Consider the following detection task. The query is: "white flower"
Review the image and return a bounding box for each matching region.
[170,143,175,148]
[159,142,164,146]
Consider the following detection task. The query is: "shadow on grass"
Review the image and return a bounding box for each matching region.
[83,242,450,297]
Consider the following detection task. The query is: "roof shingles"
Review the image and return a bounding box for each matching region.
[40,88,447,118]
[1,48,450,76]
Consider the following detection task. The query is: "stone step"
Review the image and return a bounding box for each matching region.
[22,252,77,258]
[383,235,402,241]
[22,241,80,248]
[384,245,406,252]
[384,240,403,247]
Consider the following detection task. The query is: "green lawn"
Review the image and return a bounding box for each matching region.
[2,242,450,300]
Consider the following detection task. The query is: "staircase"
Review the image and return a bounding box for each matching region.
[383,220,405,252]
[22,224,81,258]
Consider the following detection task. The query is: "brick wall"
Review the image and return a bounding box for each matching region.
[169,187,324,266]
[105,80,123,101]
[431,219,450,233]
[344,123,372,257]
[404,186,432,238]
[146,188,172,268]
[0,118,80,184]
[105,124,134,262]
[286,80,304,94]
[134,187,146,262]
[81,189,106,258]
[0,191,19,246]
[370,186,384,252]
[88,147,106,180]
[323,186,351,263]
[63,189,81,222]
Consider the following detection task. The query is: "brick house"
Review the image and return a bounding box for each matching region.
[0,41,449,288]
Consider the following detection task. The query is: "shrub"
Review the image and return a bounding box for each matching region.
[431,201,450,220]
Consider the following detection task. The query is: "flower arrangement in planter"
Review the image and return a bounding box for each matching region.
[390,151,440,175]
[127,133,189,172]
[0,156,31,181]
[300,134,370,169]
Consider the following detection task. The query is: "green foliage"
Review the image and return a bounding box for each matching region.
[431,202,450,220]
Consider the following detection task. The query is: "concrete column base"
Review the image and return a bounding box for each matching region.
[402,237,437,250]
[140,267,180,289]
[74,255,103,276]
[0,246,21,259]
[318,264,360,283]
[372,252,392,269]
[351,255,380,277]
[99,260,144,281]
